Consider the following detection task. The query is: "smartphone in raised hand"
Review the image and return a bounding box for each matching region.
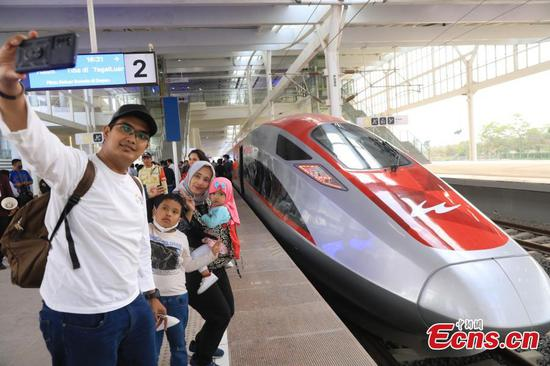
[16,33,77,73]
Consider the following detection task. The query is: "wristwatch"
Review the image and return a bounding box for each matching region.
[143,288,160,300]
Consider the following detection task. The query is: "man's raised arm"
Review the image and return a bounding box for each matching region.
[0,31,38,131]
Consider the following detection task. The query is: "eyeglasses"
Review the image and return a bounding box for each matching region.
[113,123,150,142]
[214,181,226,190]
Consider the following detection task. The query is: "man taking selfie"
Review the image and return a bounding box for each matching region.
[0,31,166,366]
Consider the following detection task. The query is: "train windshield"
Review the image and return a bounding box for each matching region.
[311,123,410,170]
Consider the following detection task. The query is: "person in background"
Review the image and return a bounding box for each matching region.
[214,158,225,178]
[9,158,33,206]
[222,154,233,181]
[188,149,209,167]
[161,160,176,193]
[166,158,177,183]
[138,152,168,197]
[179,149,209,186]
[0,169,17,270]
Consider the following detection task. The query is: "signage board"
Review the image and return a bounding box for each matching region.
[75,132,103,145]
[362,115,409,127]
[22,52,157,91]
[163,97,181,142]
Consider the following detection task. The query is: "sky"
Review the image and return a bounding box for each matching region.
[393,69,550,147]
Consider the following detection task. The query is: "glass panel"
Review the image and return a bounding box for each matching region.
[243,142,308,231]
[311,123,410,170]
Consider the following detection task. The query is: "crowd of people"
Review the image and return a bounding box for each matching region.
[0,31,240,366]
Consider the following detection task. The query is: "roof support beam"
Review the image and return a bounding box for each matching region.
[36,112,88,131]
[238,9,333,138]
[325,5,346,117]
[3,3,549,31]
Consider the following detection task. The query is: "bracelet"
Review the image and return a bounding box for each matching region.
[0,83,25,100]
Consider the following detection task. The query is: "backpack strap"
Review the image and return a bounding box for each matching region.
[131,176,144,195]
[49,160,96,270]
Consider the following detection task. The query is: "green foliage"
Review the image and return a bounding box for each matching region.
[431,115,550,160]
[430,141,469,161]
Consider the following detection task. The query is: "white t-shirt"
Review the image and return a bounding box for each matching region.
[0,102,155,314]
[149,223,215,297]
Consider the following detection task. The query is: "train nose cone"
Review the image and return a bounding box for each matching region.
[418,256,550,332]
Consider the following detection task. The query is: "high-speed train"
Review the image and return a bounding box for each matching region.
[229,114,550,355]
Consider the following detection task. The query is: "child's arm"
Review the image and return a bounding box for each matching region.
[181,242,216,273]
[201,206,231,228]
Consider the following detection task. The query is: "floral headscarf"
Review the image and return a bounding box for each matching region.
[174,161,215,205]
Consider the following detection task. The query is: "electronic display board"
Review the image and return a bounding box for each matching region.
[22,52,157,91]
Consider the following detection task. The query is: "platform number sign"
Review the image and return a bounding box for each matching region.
[124,53,157,84]
[92,132,103,143]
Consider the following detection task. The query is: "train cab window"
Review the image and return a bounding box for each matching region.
[276,135,311,161]
[311,123,410,170]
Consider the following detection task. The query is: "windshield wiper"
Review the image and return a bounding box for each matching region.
[368,137,402,172]
[390,151,400,173]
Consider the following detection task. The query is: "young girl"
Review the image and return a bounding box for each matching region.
[149,193,221,366]
[192,177,241,295]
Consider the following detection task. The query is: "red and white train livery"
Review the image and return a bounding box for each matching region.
[230,114,550,355]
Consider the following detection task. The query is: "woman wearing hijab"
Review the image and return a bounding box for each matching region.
[174,161,234,366]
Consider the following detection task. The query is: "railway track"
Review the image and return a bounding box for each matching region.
[494,220,550,255]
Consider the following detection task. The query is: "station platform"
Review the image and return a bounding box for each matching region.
[0,193,376,366]
[425,160,550,231]
[425,160,550,184]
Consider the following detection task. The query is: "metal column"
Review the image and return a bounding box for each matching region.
[264,50,275,120]
[87,0,98,132]
[466,59,477,161]
[247,68,254,116]
[324,5,344,118]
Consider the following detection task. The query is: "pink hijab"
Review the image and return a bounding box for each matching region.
[209,177,240,225]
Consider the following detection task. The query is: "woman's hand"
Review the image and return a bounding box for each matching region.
[180,191,195,212]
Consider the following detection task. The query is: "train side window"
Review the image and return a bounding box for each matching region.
[243,149,308,232]
[276,135,311,161]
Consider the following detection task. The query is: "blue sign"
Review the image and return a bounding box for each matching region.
[22,52,157,91]
[163,97,181,142]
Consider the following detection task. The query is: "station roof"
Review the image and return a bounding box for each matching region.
[1,0,549,155]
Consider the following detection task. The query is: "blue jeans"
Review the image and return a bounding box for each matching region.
[39,295,156,366]
[155,293,189,366]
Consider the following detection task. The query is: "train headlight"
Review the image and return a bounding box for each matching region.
[296,164,347,191]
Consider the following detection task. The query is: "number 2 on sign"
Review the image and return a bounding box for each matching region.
[133,59,147,78]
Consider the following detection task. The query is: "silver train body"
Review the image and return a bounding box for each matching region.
[230,114,550,355]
